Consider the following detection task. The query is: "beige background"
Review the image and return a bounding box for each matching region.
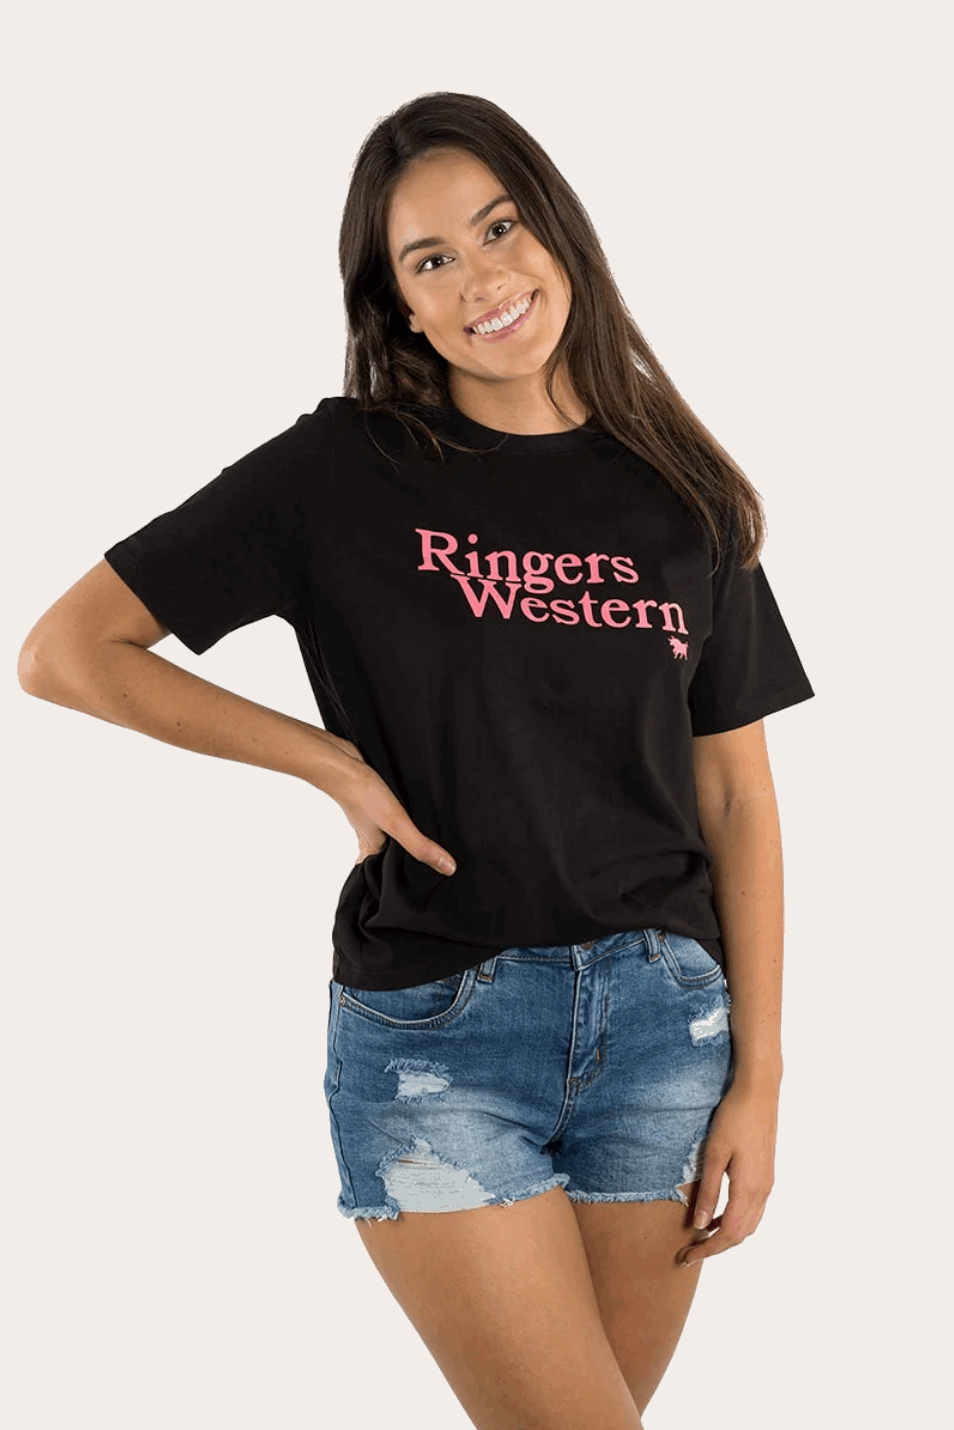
[4,1,947,1425]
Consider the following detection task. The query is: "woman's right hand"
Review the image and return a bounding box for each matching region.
[323,738,457,876]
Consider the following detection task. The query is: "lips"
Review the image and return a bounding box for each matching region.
[465,289,537,333]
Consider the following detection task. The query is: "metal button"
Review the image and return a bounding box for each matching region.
[580,939,594,949]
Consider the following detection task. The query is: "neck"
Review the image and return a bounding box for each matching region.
[447,372,589,435]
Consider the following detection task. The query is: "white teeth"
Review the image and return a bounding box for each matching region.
[474,294,532,335]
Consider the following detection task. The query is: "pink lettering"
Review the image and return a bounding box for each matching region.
[415,528,464,574]
[412,527,693,648]
[450,575,522,619]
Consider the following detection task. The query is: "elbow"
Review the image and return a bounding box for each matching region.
[18,638,63,700]
[18,612,55,693]
[17,640,44,695]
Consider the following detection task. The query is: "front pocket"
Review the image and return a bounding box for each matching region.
[659,931,725,989]
[338,966,476,1028]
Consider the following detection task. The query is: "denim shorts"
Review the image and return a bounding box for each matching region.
[323,926,734,1222]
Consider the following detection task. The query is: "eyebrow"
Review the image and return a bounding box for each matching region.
[398,193,513,267]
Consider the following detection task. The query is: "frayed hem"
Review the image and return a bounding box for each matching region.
[341,1204,400,1222]
[565,1185,696,1207]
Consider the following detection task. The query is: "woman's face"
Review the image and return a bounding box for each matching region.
[388,148,574,391]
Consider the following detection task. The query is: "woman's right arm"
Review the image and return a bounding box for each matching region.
[17,560,457,875]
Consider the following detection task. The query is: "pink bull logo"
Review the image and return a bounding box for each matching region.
[670,636,689,660]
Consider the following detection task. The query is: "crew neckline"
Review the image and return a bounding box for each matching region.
[430,402,610,454]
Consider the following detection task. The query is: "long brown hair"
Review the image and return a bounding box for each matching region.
[338,91,767,574]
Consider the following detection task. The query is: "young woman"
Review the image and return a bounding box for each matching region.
[19,92,814,1430]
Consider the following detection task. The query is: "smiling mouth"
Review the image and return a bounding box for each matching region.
[466,289,539,338]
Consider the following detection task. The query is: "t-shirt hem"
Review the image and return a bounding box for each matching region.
[331,919,727,992]
[331,939,501,992]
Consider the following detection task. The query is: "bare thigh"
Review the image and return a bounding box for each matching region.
[571,1181,706,1417]
[354,1184,644,1430]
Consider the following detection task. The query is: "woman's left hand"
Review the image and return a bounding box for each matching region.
[676,1080,780,1267]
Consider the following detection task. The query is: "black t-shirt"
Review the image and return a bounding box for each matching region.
[104,397,815,990]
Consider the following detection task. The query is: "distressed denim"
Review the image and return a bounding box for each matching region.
[324,926,734,1222]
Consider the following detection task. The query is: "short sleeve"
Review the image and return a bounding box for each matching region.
[688,529,815,736]
[103,399,332,655]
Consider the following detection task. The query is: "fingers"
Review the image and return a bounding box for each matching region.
[357,838,456,875]
[339,765,457,876]
[382,803,456,875]
[677,1189,770,1266]
[355,812,457,876]
[354,827,456,875]
[406,829,457,874]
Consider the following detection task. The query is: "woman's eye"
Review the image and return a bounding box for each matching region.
[417,218,517,272]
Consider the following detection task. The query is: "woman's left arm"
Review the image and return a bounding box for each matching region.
[678,719,785,1267]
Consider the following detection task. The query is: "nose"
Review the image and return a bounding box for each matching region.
[460,254,511,305]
